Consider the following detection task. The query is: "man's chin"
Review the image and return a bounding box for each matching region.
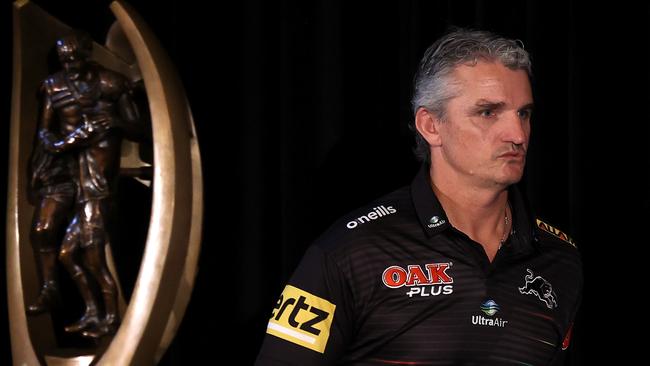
[496,170,524,186]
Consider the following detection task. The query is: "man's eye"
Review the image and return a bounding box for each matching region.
[518,110,531,119]
[479,109,494,117]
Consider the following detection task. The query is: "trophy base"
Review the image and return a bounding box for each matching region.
[44,354,95,366]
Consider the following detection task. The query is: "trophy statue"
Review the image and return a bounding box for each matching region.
[27,30,148,341]
[7,1,203,365]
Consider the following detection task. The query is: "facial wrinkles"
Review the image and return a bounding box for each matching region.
[442,64,531,183]
[470,76,531,145]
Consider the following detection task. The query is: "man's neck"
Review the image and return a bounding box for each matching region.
[64,61,88,81]
[430,166,510,260]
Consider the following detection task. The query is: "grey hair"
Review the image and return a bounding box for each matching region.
[410,28,532,163]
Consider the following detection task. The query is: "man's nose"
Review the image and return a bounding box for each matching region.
[502,112,528,145]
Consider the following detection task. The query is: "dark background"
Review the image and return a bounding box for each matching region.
[1,0,648,364]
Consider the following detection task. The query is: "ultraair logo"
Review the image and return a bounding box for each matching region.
[346,205,397,229]
[472,299,508,328]
[480,299,500,316]
[382,262,454,297]
[428,215,446,228]
[518,268,558,309]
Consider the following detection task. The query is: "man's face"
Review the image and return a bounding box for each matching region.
[436,61,533,189]
[56,38,87,72]
[57,41,77,63]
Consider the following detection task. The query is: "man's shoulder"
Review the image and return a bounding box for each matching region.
[533,218,583,294]
[534,218,579,251]
[95,64,124,79]
[94,64,130,90]
[312,185,415,255]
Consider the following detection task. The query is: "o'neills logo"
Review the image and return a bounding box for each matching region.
[382,263,454,297]
[346,205,397,229]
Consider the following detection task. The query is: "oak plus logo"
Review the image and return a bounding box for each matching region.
[382,262,454,297]
[346,205,396,229]
[266,285,336,353]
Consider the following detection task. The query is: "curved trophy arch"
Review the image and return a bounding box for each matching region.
[7,1,203,364]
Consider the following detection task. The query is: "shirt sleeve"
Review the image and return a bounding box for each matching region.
[549,253,584,365]
[255,244,355,365]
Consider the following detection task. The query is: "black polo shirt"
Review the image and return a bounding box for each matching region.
[256,165,583,365]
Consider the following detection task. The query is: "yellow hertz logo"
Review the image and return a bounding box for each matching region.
[266,285,336,353]
[536,219,576,247]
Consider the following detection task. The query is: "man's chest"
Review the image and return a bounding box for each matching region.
[345,251,575,364]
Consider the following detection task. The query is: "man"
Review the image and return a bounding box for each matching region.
[30,30,140,338]
[25,86,76,316]
[255,29,582,365]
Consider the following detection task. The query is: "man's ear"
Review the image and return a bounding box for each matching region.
[415,108,442,147]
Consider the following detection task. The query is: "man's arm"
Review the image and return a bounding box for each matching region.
[39,114,112,154]
[27,82,56,202]
[104,70,151,143]
[116,89,151,143]
[255,245,354,365]
[39,82,55,131]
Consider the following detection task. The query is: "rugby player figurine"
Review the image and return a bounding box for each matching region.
[27,30,141,339]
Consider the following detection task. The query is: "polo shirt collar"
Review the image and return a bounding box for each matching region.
[410,164,538,255]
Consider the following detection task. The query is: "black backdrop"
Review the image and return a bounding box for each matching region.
[1,0,649,365]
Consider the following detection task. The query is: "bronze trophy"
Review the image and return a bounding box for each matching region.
[7,1,203,364]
